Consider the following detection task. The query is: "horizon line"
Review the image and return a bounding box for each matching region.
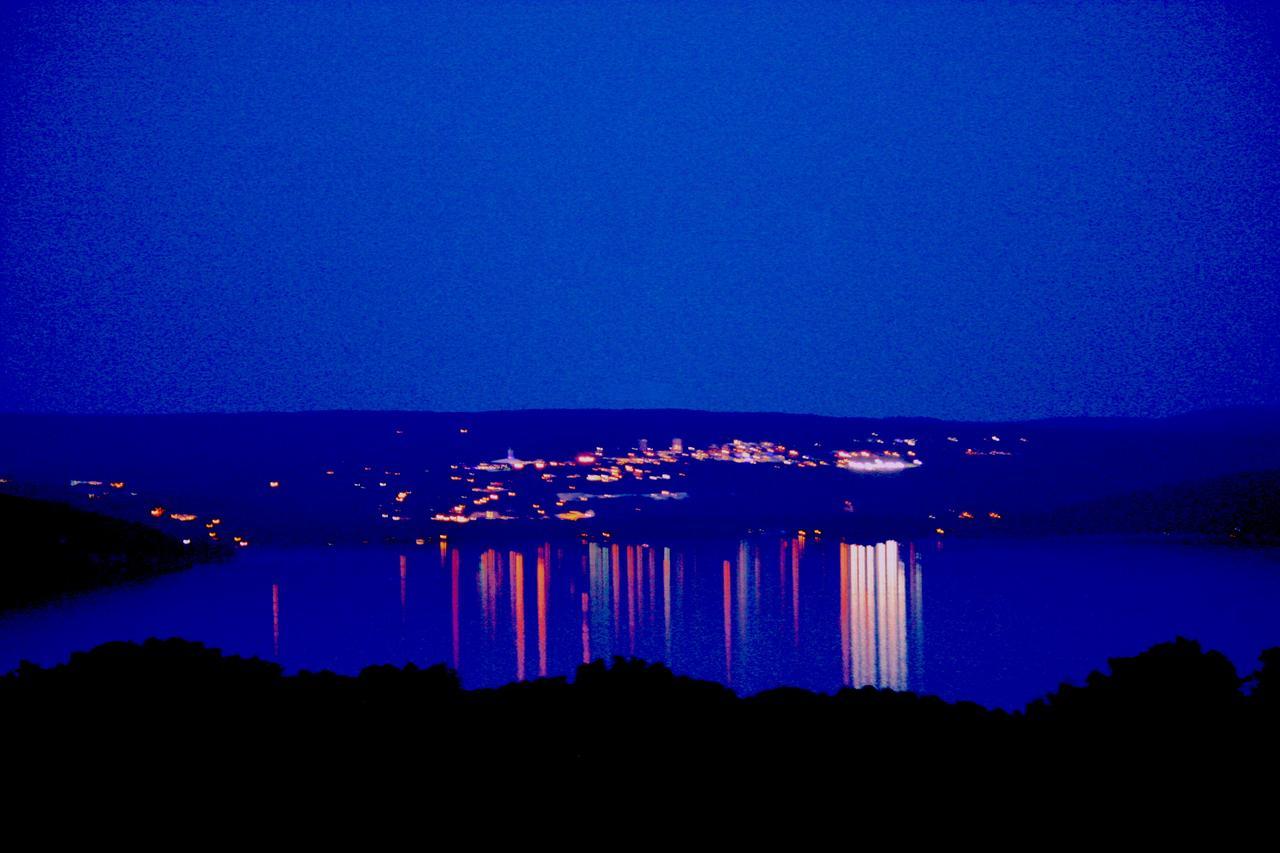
[1,403,1277,426]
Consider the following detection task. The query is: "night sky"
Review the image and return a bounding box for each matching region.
[2,1,1277,419]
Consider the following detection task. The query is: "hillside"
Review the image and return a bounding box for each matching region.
[0,494,222,610]
[1014,469,1280,542]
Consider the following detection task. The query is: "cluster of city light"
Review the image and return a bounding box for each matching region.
[38,424,1036,550]
[693,439,817,466]
[422,434,938,525]
[835,450,923,473]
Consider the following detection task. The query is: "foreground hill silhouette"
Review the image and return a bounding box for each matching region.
[4,636,1276,774]
[0,494,222,610]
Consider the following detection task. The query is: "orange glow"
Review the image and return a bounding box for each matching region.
[581,592,590,664]
[169,513,197,522]
[512,551,526,681]
[575,453,596,465]
[626,546,636,655]
[662,547,672,657]
[988,511,1002,519]
[611,543,620,643]
[109,481,125,489]
[840,543,851,687]
[149,506,165,517]
[537,550,548,677]
[722,560,732,684]
[268,481,280,488]
[791,539,800,647]
[450,549,460,669]
[480,550,496,638]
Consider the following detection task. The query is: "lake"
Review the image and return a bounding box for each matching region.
[2,535,1278,709]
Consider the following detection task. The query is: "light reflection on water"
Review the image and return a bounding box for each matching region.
[2,536,1279,709]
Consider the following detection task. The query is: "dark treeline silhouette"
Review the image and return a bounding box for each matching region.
[4,636,1277,776]
[0,494,224,611]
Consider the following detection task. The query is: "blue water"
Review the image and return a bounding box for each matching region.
[1,536,1277,709]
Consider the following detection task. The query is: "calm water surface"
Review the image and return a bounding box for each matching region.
[2,536,1278,709]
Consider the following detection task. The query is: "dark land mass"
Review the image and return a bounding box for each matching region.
[1009,469,1280,542]
[3,636,1277,778]
[2,407,1278,548]
[0,494,224,611]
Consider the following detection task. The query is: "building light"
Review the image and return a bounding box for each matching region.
[269,481,280,488]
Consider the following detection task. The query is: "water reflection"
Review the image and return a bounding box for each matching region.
[7,536,1280,710]
[271,582,280,658]
[284,537,924,694]
[839,541,924,691]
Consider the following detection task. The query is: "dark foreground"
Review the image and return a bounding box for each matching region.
[5,636,1278,781]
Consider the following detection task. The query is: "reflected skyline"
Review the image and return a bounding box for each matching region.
[272,536,924,693]
[839,541,924,692]
[4,535,1280,709]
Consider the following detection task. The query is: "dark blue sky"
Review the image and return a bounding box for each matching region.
[2,1,1277,419]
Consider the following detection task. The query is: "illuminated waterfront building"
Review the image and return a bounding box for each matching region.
[488,448,527,470]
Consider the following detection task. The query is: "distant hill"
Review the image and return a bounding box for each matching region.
[0,494,221,610]
[1013,469,1280,542]
[2,407,1279,545]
